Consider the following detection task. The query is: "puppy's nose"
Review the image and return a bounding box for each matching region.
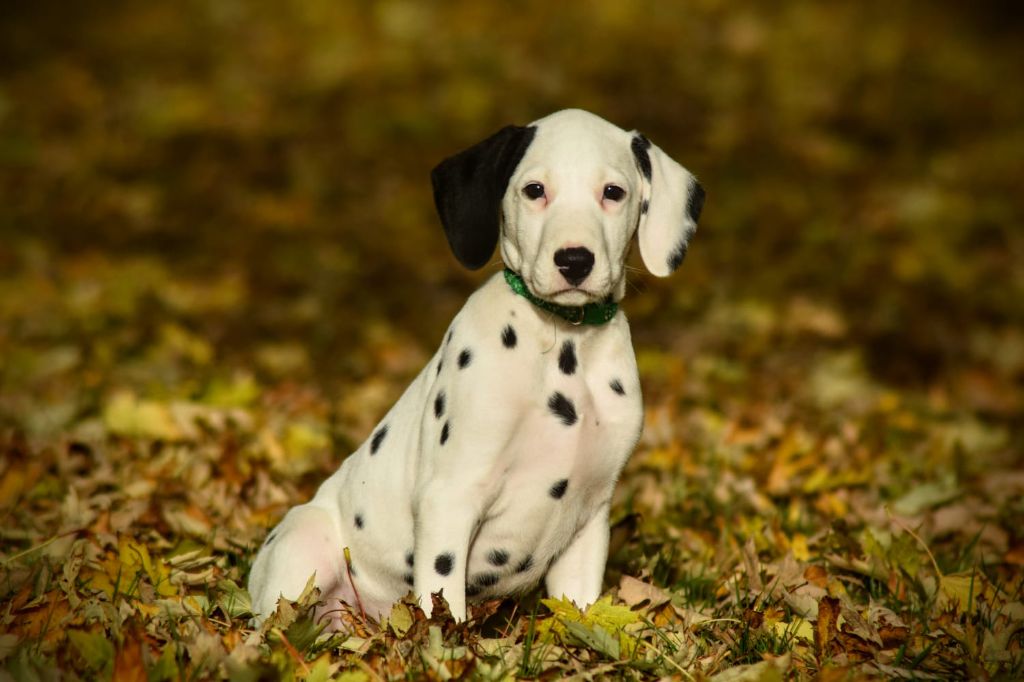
[554,247,595,286]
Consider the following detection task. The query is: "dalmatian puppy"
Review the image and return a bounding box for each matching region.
[247,108,704,626]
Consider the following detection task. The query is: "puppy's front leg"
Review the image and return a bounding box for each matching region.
[412,478,482,621]
[545,502,611,609]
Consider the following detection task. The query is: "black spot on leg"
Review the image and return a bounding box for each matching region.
[446,329,454,346]
[558,340,577,375]
[370,424,388,454]
[487,549,509,567]
[547,392,577,426]
[687,179,706,223]
[610,379,625,396]
[473,572,499,587]
[434,391,446,419]
[550,479,569,499]
[458,348,472,369]
[440,421,450,445]
[354,514,364,529]
[405,551,414,568]
[515,555,534,573]
[435,552,454,576]
[640,199,650,215]
[437,358,443,375]
[466,584,481,597]
[631,134,652,180]
[501,324,517,349]
[403,573,414,587]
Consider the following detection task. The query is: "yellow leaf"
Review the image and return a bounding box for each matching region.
[710,653,789,681]
[389,601,414,638]
[791,533,810,561]
[103,391,180,440]
[772,618,814,642]
[540,596,640,658]
[938,572,990,614]
[586,596,641,630]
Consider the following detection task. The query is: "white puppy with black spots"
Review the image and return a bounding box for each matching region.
[248,109,705,626]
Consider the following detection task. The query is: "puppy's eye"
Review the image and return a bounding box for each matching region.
[603,185,626,202]
[522,182,545,200]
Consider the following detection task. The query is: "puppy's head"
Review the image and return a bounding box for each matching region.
[431,109,704,304]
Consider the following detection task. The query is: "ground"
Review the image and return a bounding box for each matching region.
[1,1,1023,679]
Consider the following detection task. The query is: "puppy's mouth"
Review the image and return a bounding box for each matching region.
[524,277,607,306]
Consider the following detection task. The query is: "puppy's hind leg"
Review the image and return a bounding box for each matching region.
[247,504,347,625]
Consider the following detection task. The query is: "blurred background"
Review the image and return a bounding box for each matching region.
[2,2,1024,675]
[1,0,1022,464]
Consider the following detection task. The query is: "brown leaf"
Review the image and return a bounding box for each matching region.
[804,564,828,588]
[815,596,840,658]
[618,575,671,610]
[113,635,147,682]
[743,607,765,629]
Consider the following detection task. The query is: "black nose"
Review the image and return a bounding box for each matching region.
[554,247,595,286]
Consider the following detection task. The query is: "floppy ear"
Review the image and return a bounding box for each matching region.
[431,125,536,270]
[631,133,705,277]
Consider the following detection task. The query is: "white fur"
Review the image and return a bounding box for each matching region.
[247,109,698,625]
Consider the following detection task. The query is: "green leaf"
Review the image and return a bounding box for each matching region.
[217,579,253,619]
[68,630,114,676]
[564,621,620,659]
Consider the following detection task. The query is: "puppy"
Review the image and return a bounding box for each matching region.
[247,108,704,625]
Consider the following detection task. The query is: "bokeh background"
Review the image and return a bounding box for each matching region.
[3,1,1022,400]
[1,1,1023,677]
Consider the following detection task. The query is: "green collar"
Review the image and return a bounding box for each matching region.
[503,269,618,326]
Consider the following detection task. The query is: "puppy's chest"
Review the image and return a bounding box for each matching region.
[485,331,642,517]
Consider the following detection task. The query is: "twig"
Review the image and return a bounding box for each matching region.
[343,546,367,622]
[886,506,943,578]
[1,528,82,565]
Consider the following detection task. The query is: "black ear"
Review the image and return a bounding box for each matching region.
[431,125,536,269]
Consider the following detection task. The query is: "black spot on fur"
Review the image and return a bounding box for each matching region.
[547,392,577,426]
[558,340,577,375]
[403,573,414,587]
[458,348,472,369]
[434,391,446,419]
[640,198,649,215]
[264,530,278,546]
[667,241,688,272]
[406,551,415,568]
[370,424,388,454]
[474,572,500,587]
[437,358,443,375]
[435,552,454,576]
[447,329,454,345]
[501,324,517,348]
[515,555,534,573]
[550,479,569,499]
[632,134,652,180]
[354,514,364,529]
[610,379,625,395]
[687,179,705,223]
[487,549,510,567]
[466,584,481,597]
[440,421,450,445]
